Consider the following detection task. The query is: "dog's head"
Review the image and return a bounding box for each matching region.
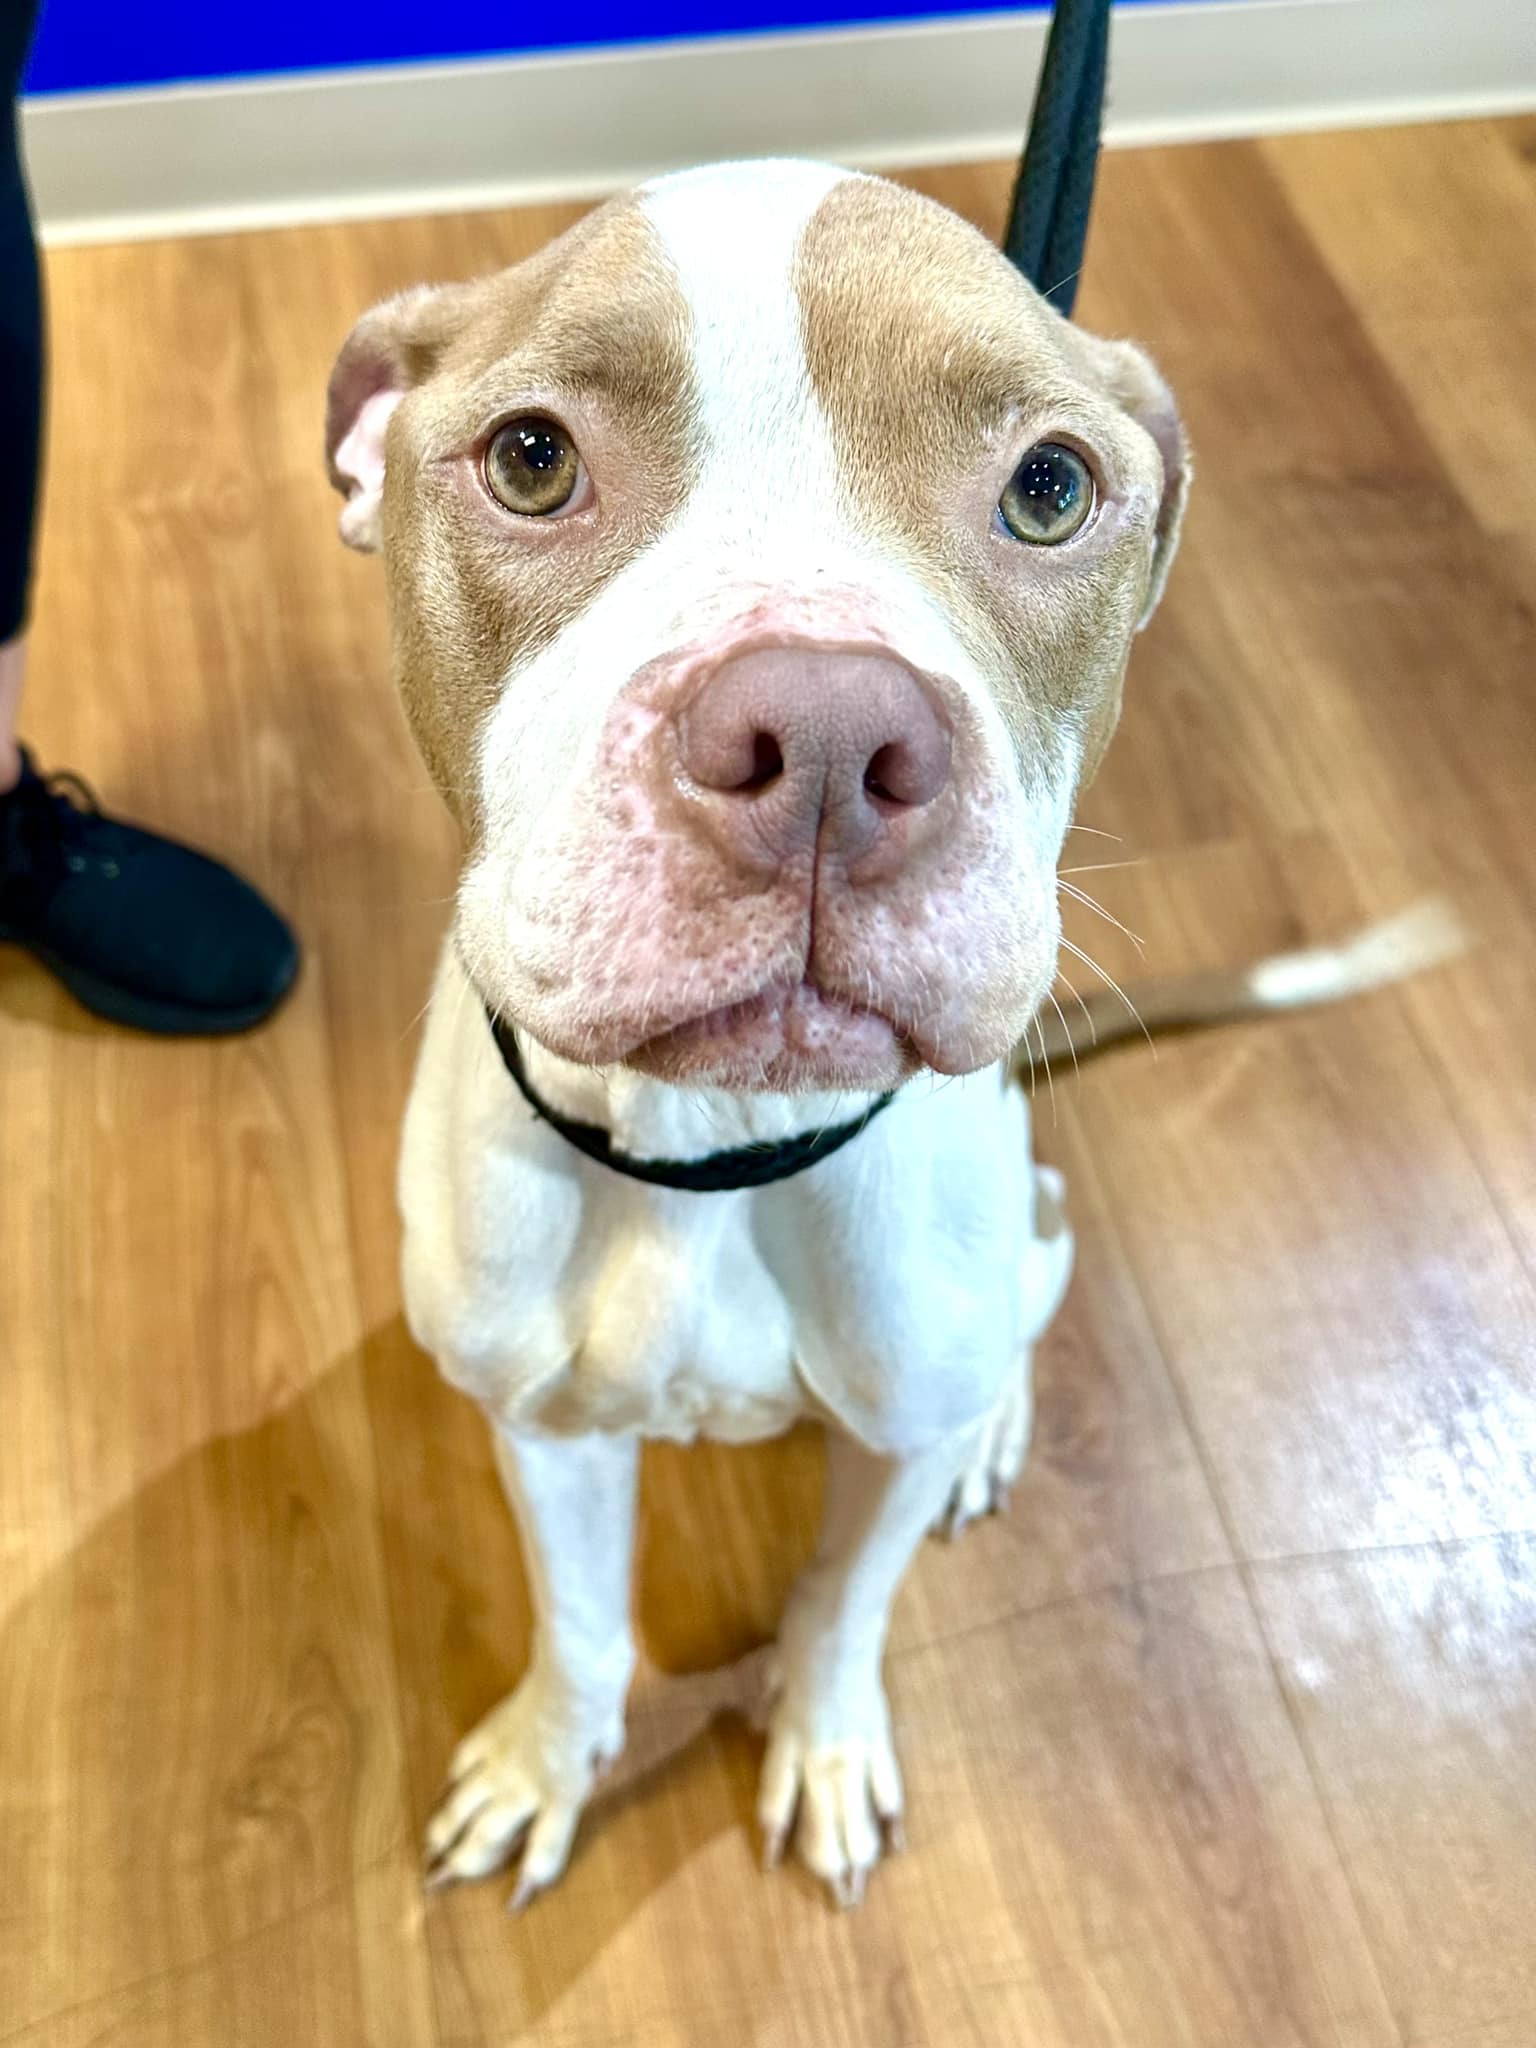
[326,161,1187,1093]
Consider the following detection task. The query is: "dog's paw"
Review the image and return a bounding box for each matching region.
[757,1679,905,1906]
[932,1365,1033,1540]
[423,1673,623,1908]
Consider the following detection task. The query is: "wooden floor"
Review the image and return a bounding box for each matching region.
[3,118,1535,2048]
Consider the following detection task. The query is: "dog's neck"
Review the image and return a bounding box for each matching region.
[516,1031,888,1166]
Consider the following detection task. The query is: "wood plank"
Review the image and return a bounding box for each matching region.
[1040,124,1536,1557]
[1253,1537,1536,2044]
[1411,2025,1536,2048]
[3,1861,435,2048]
[1060,834,1536,1561]
[1248,117,1536,1280]
[0,232,437,2044]
[899,1569,1398,2048]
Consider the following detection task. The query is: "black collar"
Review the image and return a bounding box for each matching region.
[486,1009,896,1193]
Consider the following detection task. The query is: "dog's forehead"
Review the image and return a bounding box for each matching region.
[632,161,1074,419]
[439,196,694,419]
[795,174,1078,428]
[444,163,1074,426]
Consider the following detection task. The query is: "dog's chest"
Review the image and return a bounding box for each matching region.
[401,962,1047,1454]
[535,1200,802,1441]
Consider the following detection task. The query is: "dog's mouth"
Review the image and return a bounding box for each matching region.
[625,980,919,1093]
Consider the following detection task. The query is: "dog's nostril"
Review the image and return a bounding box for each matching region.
[865,741,932,808]
[744,731,784,791]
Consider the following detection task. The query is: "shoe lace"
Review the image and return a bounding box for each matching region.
[1,763,105,887]
[44,768,102,816]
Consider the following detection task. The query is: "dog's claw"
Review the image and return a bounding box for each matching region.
[757,1699,903,1909]
[932,1360,1034,1541]
[422,1676,619,1903]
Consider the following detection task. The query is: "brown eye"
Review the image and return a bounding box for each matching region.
[998,441,1094,545]
[483,415,584,516]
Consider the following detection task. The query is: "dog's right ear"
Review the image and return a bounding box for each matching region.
[324,283,478,552]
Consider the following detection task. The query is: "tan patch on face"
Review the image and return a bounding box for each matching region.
[796,176,1169,785]
[379,198,699,827]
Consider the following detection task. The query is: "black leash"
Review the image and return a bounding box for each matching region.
[487,1009,897,1193]
[1003,0,1113,315]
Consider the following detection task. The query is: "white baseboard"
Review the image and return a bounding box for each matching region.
[23,0,1536,245]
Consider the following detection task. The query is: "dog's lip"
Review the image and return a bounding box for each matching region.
[638,977,881,1045]
[626,978,915,1087]
[458,940,993,1083]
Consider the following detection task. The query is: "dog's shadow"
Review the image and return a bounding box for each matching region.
[2,1311,825,2036]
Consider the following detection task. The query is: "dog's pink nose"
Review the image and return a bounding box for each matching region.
[677,649,952,872]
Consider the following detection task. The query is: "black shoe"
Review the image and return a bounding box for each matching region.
[0,747,299,1035]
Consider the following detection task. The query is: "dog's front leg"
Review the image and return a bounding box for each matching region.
[424,1426,637,1906]
[759,1428,967,1906]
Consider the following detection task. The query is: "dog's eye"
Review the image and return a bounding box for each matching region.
[998,442,1094,545]
[483,416,584,516]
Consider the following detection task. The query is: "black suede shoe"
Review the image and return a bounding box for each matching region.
[0,748,299,1034]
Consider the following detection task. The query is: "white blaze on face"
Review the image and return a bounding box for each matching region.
[625,160,1033,688]
[641,160,848,492]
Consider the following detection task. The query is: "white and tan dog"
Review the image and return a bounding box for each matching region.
[325,160,1453,1908]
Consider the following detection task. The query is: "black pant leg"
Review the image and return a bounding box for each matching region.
[1,0,45,642]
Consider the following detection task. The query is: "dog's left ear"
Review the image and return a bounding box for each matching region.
[324,283,478,552]
[1059,324,1191,627]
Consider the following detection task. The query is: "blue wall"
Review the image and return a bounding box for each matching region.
[25,0,1187,96]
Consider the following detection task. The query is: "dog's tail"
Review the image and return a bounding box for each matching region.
[1017,896,1467,1076]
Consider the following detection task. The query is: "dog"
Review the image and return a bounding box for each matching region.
[325,159,1458,1908]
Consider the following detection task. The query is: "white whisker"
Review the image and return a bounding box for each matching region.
[1044,988,1080,1083]
[1059,936,1155,1055]
[397,988,437,1046]
[1033,1012,1058,1127]
[1040,262,1083,305]
[1053,964,1097,1046]
[1058,879,1146,957]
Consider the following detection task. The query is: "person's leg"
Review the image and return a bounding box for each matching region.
[0,0,43,791]
[0,4,299,1034]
